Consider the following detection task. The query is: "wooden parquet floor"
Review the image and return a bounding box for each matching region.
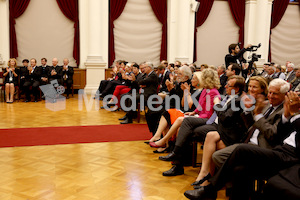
[0,95,226,200]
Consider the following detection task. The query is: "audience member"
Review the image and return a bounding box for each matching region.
[48,58,63,85]
[3,58,18,103]
[19,59,29,92]
[40,58,50,85]
[184,91,300,200]
[23,58,42,102]
[217,65,227,95]
[62,58,74,98]
[286,62,296,82]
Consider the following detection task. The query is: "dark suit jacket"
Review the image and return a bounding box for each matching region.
[40,65,50,78]
[218,74,227,95]
[159,70,170,92]
[3,68,19,85]
[130,73,145,91]
[286,71,296,83]
[241,103,285,149]
[62,66,74,81]
[138,71,159,100]
[24,66,42,82]
[48,65,63,81]
[215,95,247,146]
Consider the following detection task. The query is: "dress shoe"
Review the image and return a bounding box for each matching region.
[191,173,212,186]
[149,141,166,148]
[118,115,127,120]
[162,165,184,176]
[159,152,178,161]
[153,147,170,154]
[120,118,132,124]
[66,96,70,99]
[184,186,217,200]
[24,100,30,103]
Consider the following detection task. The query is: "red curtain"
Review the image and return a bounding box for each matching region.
[193,0,214,62]
[228,0,245,48]
[109,0,128,66]
[268,0,289,61]
[56,0,80,66]
[9,0,31,58]
[149,0,167,62]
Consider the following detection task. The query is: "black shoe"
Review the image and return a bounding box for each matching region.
[118,115,127,120]
[162,165,184,176]
[66,96,70,99]
[159,152,178,161]
[184,186,217,200]
[153,147,170,154]
[191,173,212,186]
[34,100,38,102]
[24,100,30,103]
[120,118,132,124]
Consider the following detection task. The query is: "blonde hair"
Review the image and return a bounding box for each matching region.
[200,68,220,89]
[8,58,17,67]
[249,76,269,97]
[193,71,202,86]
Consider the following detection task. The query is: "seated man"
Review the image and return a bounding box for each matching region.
[184,91,300,200]
[119,62,159,124]
[48,58,63,85]
[212,78,290,169]
[19,59,30,93]
[62,58,74,98]
[40,57,50,86]
[23,58,42,102]
[159,75,247,176]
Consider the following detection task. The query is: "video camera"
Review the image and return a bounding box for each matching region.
[247,43,262,63]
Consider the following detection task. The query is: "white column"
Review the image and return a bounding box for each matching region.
[81,0,108,93]
[245,0,273,69]
[0,0,10,69]
[168,0,196,64]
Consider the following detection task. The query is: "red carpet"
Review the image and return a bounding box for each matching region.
[0,124,152,148]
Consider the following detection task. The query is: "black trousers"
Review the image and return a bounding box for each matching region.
[263,164,300,200]
[23,80,40,101]
[101,80,122,97]
[209,144,299,200]
[63,79,73,96]
[175,117,217,148]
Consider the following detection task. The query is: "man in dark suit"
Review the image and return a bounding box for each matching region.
[156,64,170,93]
[212,78,290,169]
[159,75,247,176]
[62,58,74,99]
[184,91,300,200]
[217,65,227,95]
[286,62,296,83]
[119,62,159,124]
[48,58,63,85]
[19,59,30,92]
[23,58,42,102]
[40,57,50,86]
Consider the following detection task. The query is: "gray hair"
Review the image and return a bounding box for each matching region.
[180,65,193,79]
[288,63,295,68]
[145,62,154,69]
[269,78,290,94]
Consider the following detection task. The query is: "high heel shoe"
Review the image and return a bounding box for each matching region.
[153,146,170,153]
[191,173,212,186]
[149,141,166,148]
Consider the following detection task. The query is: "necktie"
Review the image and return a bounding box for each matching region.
[244,106,274,143]
[206,96,229,125]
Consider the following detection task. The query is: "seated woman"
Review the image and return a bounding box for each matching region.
[149,69,221,150]
[192,75,269,187]
[3,58,18,103]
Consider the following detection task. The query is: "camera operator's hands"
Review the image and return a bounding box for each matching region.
[245,44,252,50]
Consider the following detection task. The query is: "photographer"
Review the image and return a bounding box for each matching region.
[225,43,252,68]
